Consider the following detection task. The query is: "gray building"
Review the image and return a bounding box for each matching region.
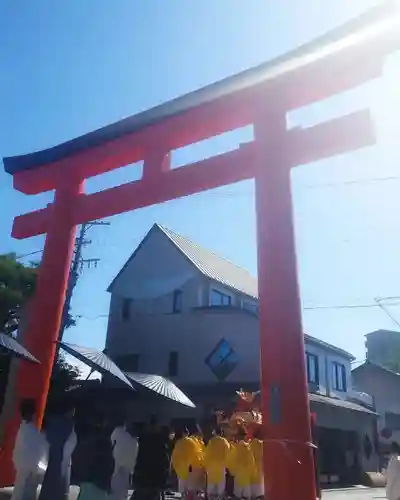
[353,328,400,458]
[353,362,400,453]
[105,223,378,481]
[365,329,400,370]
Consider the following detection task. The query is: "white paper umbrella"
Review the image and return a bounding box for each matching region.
[58,342,133,389]
[0,332,39,363]
[126,372,195,407]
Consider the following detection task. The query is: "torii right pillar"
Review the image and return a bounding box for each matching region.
[255,106,316,499]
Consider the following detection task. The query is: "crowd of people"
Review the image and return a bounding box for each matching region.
[171,426,263,500]
[10,397,264,500]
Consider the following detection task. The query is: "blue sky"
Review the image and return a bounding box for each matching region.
[1,0,400,367]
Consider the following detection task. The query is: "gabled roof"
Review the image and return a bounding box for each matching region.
[108,223,356,360]
[365,329,400,338]
[158,225,258,299]
[352,359,400,377]
[108,223,257,298]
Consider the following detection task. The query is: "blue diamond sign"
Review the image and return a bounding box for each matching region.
[205,338,239,381]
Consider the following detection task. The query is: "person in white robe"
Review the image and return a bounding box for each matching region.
[11,399,48,500]
[38,397,77,500]
[109,421,139,500]
[387,442,400,500]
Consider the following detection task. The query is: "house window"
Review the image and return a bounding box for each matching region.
[306,352,319,385]
[122,298,132,321]
[211,289,231,306]
[115,353,140,372]
[205,338,239,381]
[173,290,183,313]
[385,412,400,430]
[242,300,259,314]
[332,362,347,392]
[168,351,179,376]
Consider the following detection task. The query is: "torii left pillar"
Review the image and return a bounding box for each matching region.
[0,177,82,485]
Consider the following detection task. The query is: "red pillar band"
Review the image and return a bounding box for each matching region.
[255,108,315,500]
[0,179,82,486]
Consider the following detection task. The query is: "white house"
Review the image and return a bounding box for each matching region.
[105,223,378,483]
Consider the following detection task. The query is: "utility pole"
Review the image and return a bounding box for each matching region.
[57,221,110,348]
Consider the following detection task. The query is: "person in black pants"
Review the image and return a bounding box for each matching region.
[73,410,114,499]
[131,416,171,500]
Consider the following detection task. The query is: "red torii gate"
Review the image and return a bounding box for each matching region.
[1,4,399,498]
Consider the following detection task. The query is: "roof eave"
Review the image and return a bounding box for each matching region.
[352,360,400,377]
[304,334,355,361]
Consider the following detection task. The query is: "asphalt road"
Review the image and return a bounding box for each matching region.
[323,489,385,500]
[0,487,388,500]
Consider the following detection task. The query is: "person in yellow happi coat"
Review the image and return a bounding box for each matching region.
[250,430,264,499]
[172,428,199,496]
[188,427,206,496]
[204,428,230,499]
[226,438,237,476]
[232,429,255,500]
[226,437,238,497]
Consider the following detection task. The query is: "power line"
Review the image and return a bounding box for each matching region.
[154,174,400,200]
[16,250,43,260]
[374,297,400,329]
[74,300,400,321]
[303,175,400,190]
[302,302,396,311]
[75,314,108,320]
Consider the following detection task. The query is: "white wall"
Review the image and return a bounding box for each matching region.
[107,307,260,384]
[110,227,198,302]
[304,340,353,398]
[107,300,353,396]
[107,225,353,396]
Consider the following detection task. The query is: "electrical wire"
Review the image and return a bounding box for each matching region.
[302,302,399,310]
[15,250,43,260]
[303,175,400,190]
[374,297,400,329]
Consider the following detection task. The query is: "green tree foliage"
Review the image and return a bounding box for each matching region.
[0,253,36,333]
[47,353,80,408]
[0,253,80,410]
[0,253,76,332]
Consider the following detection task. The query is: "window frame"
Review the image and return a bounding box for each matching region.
[210,289,232,307]
[332,361,347,392]
[385,412,400,431]
[121,297,132,321]
[173,289,183,313]
[115,353,140,372]
[168,351,179,377]
[204,338,239,382]
[306,352,319,385]
[242,299,259,314]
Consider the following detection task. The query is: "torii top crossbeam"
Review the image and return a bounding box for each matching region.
[5,3,399,186]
